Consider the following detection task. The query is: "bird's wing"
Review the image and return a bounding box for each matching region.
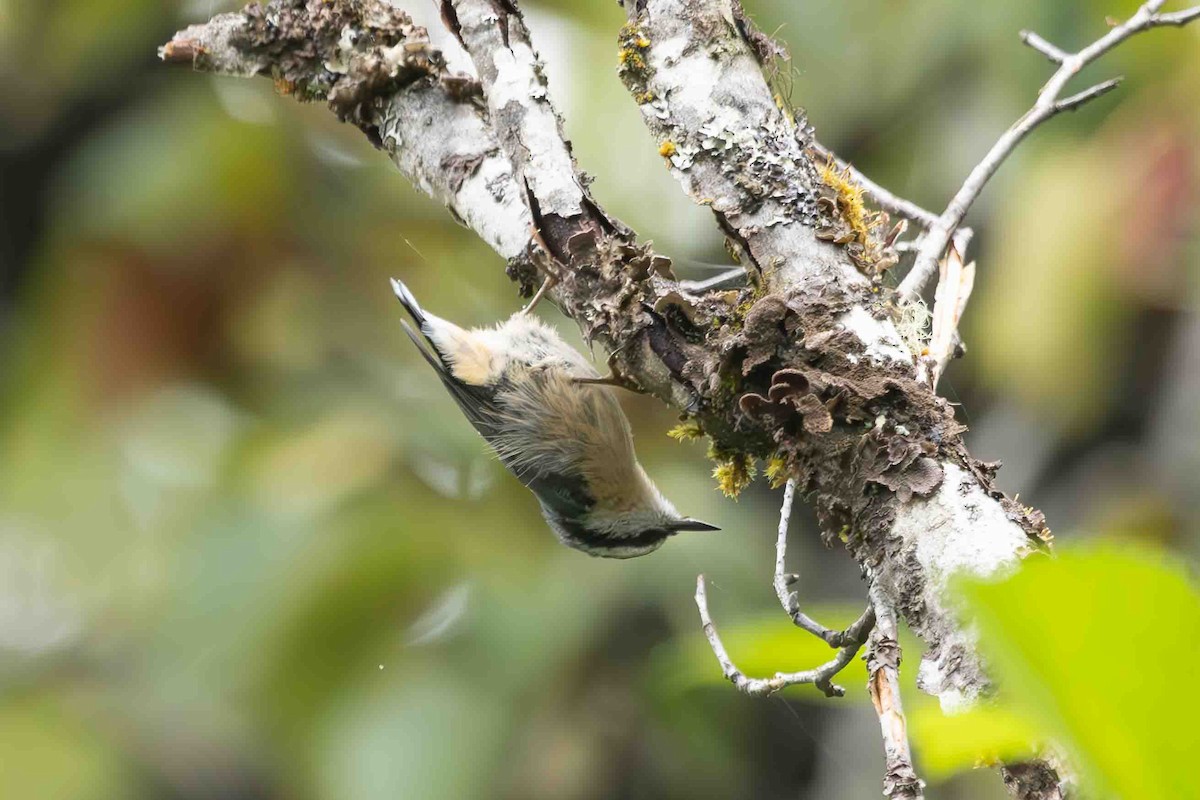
[401,321,504,440]
[525,469,595,521]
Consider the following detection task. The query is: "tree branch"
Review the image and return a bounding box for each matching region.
[619,0,1051,713]
[443,0,614,260]
[161,4,533,263]
[162,0,1055,716]
[897,0,1200,302]
[773,479,874,647]
[694,574,866,698]
[867,583,925,800]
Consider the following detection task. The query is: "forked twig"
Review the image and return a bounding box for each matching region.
[694,478,875,699]
[695,575,871,698]
[897,0,1200,302]
[773,479,874,648]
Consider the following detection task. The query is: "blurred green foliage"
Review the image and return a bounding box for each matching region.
[913,545,1200,799]
[1,0,1198,798]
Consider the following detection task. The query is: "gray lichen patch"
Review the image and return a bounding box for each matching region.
[616,10,857,303]
[186,0,483,141]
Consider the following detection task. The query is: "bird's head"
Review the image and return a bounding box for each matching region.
[548,506,720,559]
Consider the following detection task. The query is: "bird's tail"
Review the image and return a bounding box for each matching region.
[390,278,427,326]
[390,278,447,373]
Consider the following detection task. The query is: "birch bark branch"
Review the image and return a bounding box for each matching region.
[614,0,1049,715]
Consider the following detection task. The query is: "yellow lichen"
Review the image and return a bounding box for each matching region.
[658,140,677,157]
[667,419,704,442]
[634,91,654,104]
[618,49,646,71]
[818,156,896,275]
[773,92,795,126]
[765,456,790,489]
[711,453,757,499]
[819,158,872,243]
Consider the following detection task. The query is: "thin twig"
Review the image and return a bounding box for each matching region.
[695,575,871,698]
[678,267,749,293]
[773,479,874,647]
[867,583,925,800]
[897,1,1200,302]
[1019,31,1068,64]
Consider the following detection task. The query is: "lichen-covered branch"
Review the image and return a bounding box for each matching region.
[443,0,592,229]
[163,0,1054,718]
[896,0,1200,302]
[618,0,1051,710]
[162,2,532,261]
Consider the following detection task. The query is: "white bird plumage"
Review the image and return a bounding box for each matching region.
[390,278,717,558]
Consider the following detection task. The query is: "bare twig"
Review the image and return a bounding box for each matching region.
[1019,31,1068,64]
[867,583,925,800]
[695,575,869,698]
[773,479,874,647]
[897,0,1200,302]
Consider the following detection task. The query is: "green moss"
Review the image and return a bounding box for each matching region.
[765,455,790,489]
[711,454,757,499]
[667,419,705,442]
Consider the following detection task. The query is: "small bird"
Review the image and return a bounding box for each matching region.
[390,278,718,558]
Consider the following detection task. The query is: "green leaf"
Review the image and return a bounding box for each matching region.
[911,704,1038,781]
[956,543,1200,798]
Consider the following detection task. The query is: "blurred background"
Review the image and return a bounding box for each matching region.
[0,0,1196,797]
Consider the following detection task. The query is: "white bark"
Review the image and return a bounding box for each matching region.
[162,9,532,261]
[376,87,531,261]
[449,0,586,220]
[624,0,1043,710]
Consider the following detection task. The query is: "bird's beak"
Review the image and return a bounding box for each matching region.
[672,518,721,532]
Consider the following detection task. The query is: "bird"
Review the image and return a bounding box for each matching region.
[390,278,718,558]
